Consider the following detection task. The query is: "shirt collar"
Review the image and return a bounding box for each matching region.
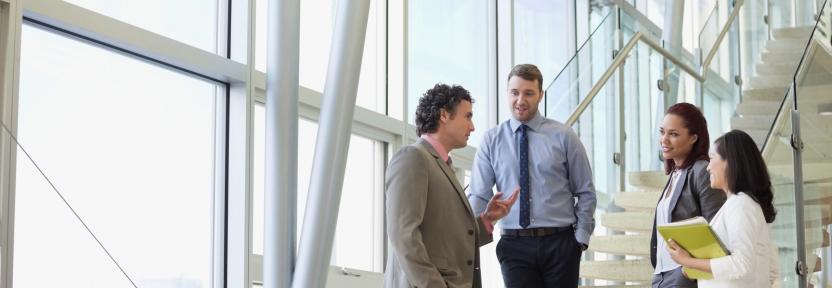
[420,134,449,163]
[509,112,545,133]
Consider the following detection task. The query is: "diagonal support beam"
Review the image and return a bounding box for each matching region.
[291,0,370,287]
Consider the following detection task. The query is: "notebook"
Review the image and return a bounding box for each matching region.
[657,216,730,280]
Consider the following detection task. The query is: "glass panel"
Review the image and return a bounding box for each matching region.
[544,11,614,123]
[795,42,832,287]
[700,47,738,139]
[513,0,573,85]
[15,24,217,287]
[739,0,770,91]
[64,0,219,53]
[574,70,623,287]
[408,0,489,147]
[620,5,662,43]
[255,0,383,113]
[574,71,619,198]
[699,4,721,65]
[252,107,383,272]
[764,92,799,288]
[769,0,795,30]
[622,37,665,173]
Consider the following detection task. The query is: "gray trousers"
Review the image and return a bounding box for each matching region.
[652,267,697,288]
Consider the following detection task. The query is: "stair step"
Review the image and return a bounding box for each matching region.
[601,212,654,233]
[774,187,832,206]
[744,129,768,149]
[750,71,832,90]
[588,234,651,256]
[760,50,806,64]
[742,86,789,101]
[772,26,814,40]
[773,227,830,249]
[580,259,653,282]
[628,171,667,191]
[772,205,832,229]
[615,191,660,212]
[765,38,812,52]
[735,100,782,116]
[731,114,776,130]
[748,74,794,89]
[755,61,800,75]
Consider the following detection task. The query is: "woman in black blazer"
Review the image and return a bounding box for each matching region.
[650,103,727,288]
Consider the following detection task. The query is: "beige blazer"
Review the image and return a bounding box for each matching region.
[385,139,493,288]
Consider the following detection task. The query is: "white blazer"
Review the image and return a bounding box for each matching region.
[699,192,779,288]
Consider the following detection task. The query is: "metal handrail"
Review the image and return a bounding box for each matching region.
[566,32,701,125]
[701,0,746,72]
[565,0,746,126]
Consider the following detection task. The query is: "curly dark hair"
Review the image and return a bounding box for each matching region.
[714,130,777,223]
[415,84,474,136]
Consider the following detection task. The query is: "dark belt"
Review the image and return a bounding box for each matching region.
[501,226,573,237]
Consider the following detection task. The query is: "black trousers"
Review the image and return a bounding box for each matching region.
[496,230,582,288]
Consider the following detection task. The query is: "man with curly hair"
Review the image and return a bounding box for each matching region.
[385,83,519,288]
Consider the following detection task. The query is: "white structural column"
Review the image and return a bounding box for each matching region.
[0,1,22,287]
[264,0,300,287]
[662,0,685,105]
[291,0,370,287]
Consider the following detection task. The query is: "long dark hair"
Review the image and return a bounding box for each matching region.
[714,130,777,223]
[664,103,710,174]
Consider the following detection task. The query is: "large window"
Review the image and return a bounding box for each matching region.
[255,0,384,113]
[408,0,490,147]
[14,24,219,288]
[252,105,385,272]
[64,0,221,53]
[513,0,573,86]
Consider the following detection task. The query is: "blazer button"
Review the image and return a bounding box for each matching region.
[468,229,474,235]
[467,260,473,265]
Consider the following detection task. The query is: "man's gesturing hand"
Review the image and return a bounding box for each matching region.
[482,187,520,222]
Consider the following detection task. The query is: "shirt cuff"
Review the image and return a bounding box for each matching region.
[480,214,494,234]
[575,228,591,246]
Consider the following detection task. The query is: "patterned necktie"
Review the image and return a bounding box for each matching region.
[518,124,530,228]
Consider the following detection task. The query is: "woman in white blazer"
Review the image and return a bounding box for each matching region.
[666,130,779,288]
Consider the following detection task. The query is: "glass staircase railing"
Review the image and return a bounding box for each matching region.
[540,0,829,286]
[761,1,832,286]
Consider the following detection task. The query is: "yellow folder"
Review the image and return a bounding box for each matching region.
[657,216,730,280]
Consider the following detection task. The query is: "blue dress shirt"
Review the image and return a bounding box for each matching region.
[467,112,597,245]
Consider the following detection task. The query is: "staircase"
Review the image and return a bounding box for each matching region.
[732,26,814,147]
[732,24,832,284]
[578,171,665,287]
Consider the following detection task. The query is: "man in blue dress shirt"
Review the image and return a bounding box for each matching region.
[468,64,597,287]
